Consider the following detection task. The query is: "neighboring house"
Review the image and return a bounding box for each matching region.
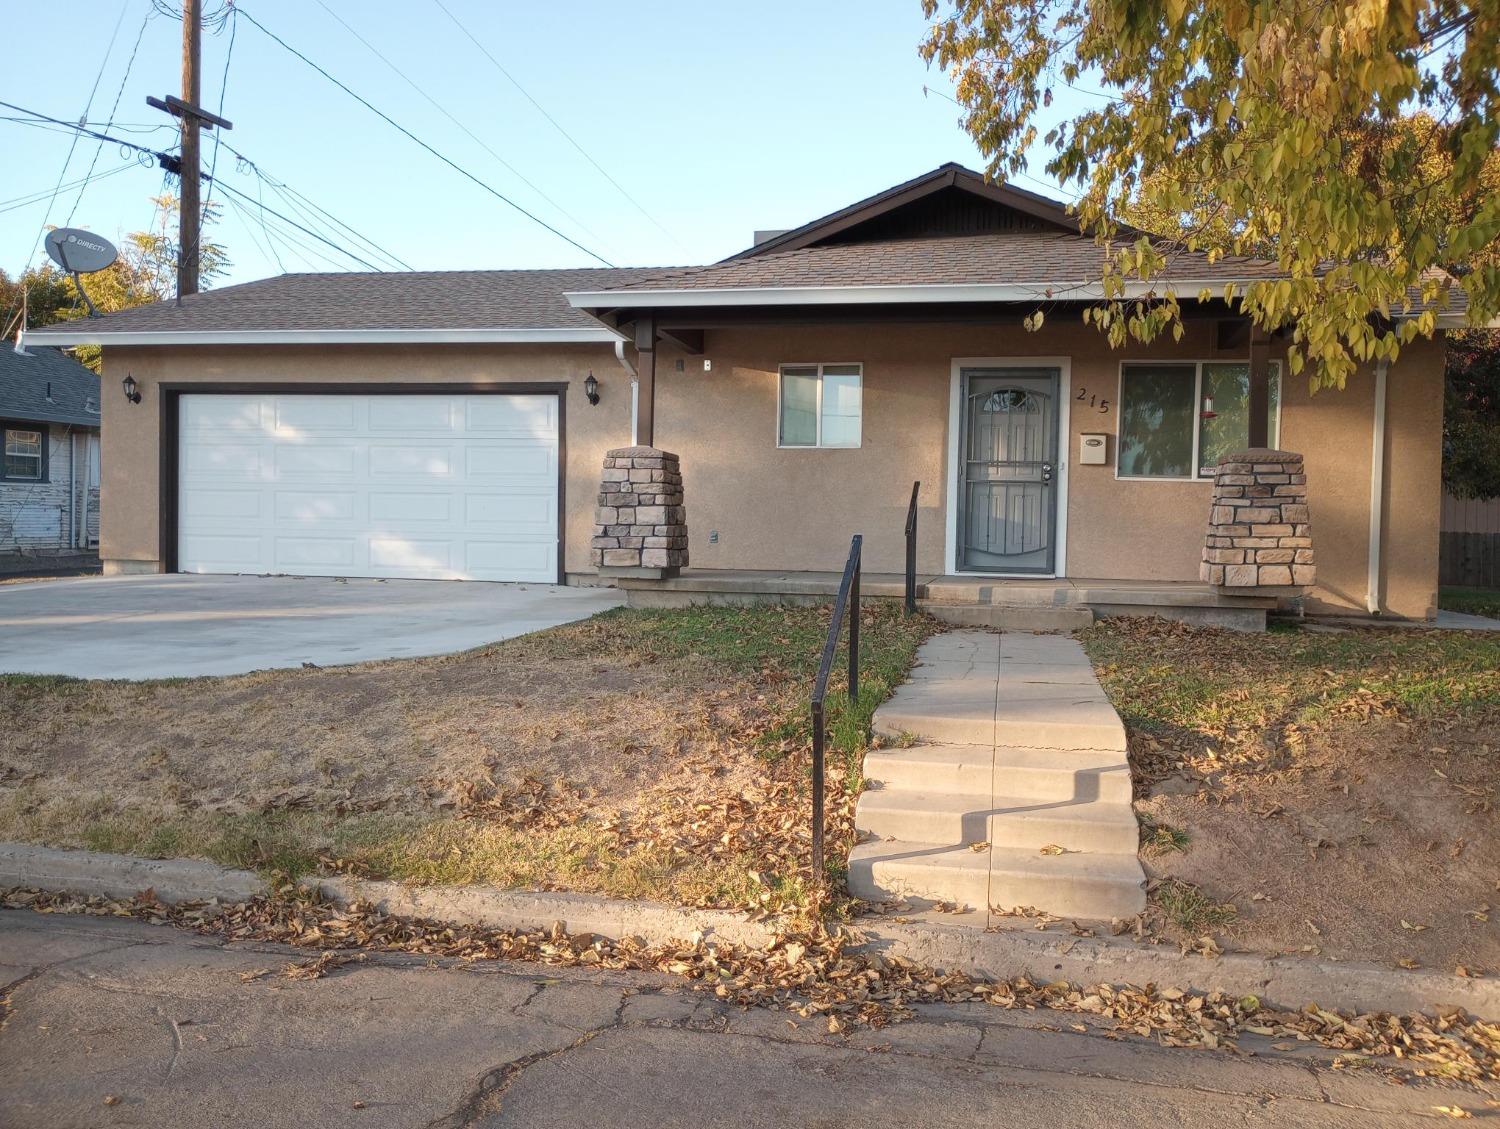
[0,341,101,561]
[1440,492,1500,588]
[25,164,1481,621]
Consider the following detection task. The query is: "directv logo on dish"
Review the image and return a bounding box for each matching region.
[66,234,109,254]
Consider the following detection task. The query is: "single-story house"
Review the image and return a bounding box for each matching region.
[0,339,101,561]
[24,164,1477,624]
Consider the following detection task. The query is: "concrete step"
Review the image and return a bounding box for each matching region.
[862,744,991,796]
[994,694,1127,753]
[987,844,1146,919]
[872,681,995,746]
[846,840,990,910]
[922,602,1094,631]
[862,744,1132,804]
[847,840,1147,920]
[856,790,1139,853]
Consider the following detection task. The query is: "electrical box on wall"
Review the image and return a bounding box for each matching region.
[1079,433,1108,466]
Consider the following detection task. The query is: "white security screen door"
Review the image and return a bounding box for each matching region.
[177,392,559,582]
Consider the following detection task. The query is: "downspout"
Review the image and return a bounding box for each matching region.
[1365,357,1389,614]
[614,338,639,447]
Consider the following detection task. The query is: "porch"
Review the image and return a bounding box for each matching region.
[615,569,1277,630]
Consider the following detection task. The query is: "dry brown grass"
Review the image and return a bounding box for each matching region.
[1082,617,1500,972]
[0,603,934,911]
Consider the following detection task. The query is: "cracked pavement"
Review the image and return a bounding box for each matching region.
[0,912,1486,1127]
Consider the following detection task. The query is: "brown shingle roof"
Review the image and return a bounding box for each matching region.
[592,231,1290,294]
[25,267,665,336]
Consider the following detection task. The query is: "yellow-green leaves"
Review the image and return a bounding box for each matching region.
[923,0,1500,390]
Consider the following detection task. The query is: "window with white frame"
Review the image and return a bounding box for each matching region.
[2,424,45,482]
[1117,361,1280,479]
[778,364,862,448]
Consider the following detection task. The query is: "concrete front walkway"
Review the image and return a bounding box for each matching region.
[0,573,623,679]
[851,631,1146,922]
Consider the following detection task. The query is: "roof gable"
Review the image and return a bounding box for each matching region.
[727,163,1087,261]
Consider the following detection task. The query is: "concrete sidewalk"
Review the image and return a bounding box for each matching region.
[851,630,1146,921]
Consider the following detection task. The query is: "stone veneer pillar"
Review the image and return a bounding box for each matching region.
[1201,449,1316,590]
[591,446,688,578]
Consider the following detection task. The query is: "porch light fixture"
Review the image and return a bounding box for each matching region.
[122,373,141,404]
[584,372,600,405]
[1200,394,1216,419]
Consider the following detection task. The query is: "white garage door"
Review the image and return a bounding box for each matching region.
[177,392,560,582]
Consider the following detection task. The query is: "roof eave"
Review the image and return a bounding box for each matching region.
[20,326,625,347]
[565,279,1273,310]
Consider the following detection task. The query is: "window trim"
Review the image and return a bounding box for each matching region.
[776,362,863,449]
[1,420,48,484]
[1113,360,1283,483]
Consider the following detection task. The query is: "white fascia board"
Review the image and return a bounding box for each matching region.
[564,279,1269,309]
[18,326,624,347]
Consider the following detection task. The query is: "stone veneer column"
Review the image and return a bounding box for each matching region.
[591,446,688,578]
[1200,449,1315,590]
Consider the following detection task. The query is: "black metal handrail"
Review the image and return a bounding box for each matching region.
[809,533,862,885]
[903,480,920,614]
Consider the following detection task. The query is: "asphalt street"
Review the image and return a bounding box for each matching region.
[0,911,1485,1127]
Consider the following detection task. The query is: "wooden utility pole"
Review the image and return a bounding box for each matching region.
[147,0,231,302]
[178,0,202,299]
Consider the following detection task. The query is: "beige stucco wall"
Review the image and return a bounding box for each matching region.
[98,343,629,577]
[654,321,1443,619]
[98,322,1445,619]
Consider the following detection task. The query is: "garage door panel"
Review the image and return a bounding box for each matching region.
[184,488,263,520]
[368,397,456,431]
[275,537,358,568]
[276,445,359,478]
[180,533,267,570]
[465,540,557,581]
[465,442,555,481]
[464,394,557,436]
[274,490,357,523]
[185,444,264,476]
[274,396,359,434]
[368,444,455,479]
[369,492,455,523]
[178,392,559,582]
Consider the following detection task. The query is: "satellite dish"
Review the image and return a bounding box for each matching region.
[44,228,118,274]
[43,228,119,318]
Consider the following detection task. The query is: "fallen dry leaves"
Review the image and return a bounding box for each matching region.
[6,884,1499,1085]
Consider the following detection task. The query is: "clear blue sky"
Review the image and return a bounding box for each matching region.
[2,0,1085,286]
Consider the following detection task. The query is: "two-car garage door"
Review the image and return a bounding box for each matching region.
[177,392,560,582]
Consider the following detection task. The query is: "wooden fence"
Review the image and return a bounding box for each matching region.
[1441,494,1500,588]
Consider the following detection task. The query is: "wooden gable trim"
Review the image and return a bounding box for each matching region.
[726,163,1095,262]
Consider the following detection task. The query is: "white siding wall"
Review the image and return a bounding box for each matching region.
[0,427,101,555]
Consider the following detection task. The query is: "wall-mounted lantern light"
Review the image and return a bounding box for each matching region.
[584,372,600,405]
[122,373,142,404]
[1200,394,1215,419]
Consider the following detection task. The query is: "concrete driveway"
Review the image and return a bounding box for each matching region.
[0,573,623,680]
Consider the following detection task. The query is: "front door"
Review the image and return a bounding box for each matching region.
[957,367,1060,574]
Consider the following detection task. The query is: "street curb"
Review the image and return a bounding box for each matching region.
[853,918,1500,1020]
[3,843,1495,1019]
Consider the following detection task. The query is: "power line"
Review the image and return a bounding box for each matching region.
[203,3,236,220]
[1,101,389,275]
[216,139,414,270]
[235,6,614,267]
[204,173,385,271]
[25,0,132,270]
[0,160,146,216]
[428,0,681,251]
[310,0,609,252]
[68,3,155,226]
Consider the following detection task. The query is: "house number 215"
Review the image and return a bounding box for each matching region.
[1076,388,1111,413]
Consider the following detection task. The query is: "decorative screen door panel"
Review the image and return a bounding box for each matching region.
[958,367,1060,574]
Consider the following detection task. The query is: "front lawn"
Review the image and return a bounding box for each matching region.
[0,604,934,914]
[1081,618,1500,971]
